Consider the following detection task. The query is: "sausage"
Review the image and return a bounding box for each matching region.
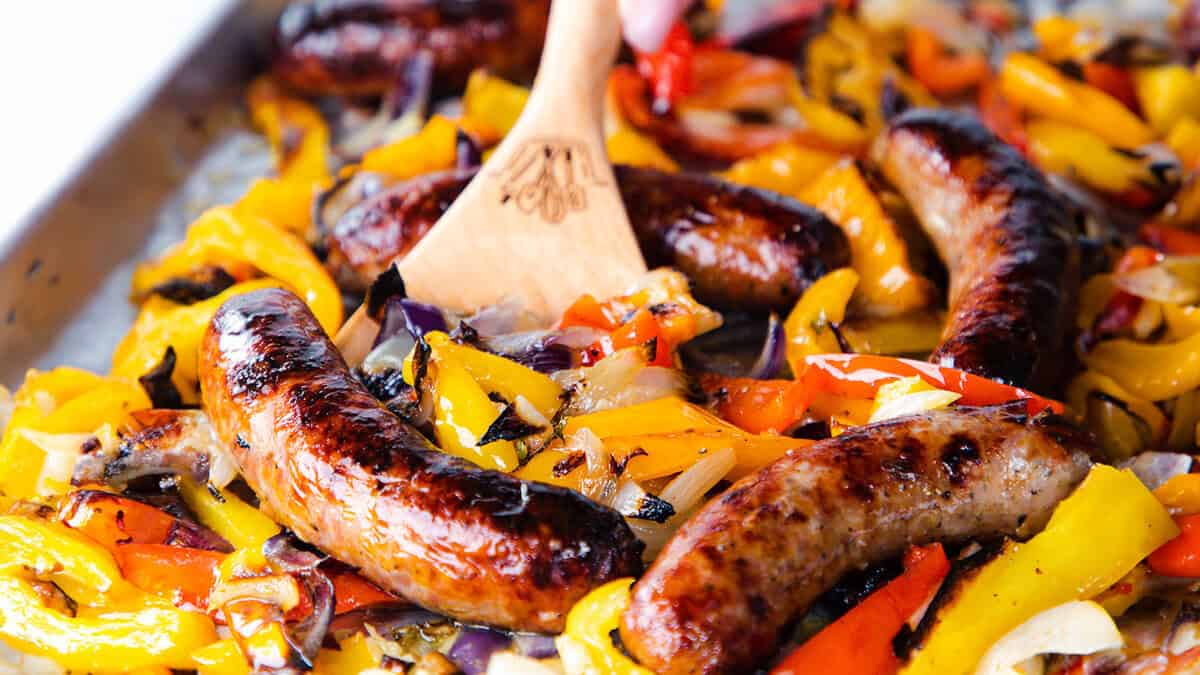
[325,166,851,311]
[273,0,550,96]
[619,405,1093,674]
[199,288,643,632]
[874,109,1079,390]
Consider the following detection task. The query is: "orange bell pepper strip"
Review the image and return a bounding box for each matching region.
[59,491,181,552]
[800,354,1065,416]
[1148,513,1200,577]
[634,22,694,107]
[329,570,401,615]
[113,544,223,610]
[771,543,950,675]
[1140,223,1200,255]
[905,27,989,97]
[699,374,811,435]
[1083,62,1140,113]
[977,79,1027,153]
[577,308,676,368]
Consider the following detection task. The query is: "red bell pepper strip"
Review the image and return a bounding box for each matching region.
[1149,513,1200,577]
[1083,62,1140,113]
[1089,245,1164,340]
[770,543,950,675]
[906,27,990,97]
[978,79,1028,153]
[801,354,1065,415]
[634,21,694,108]
[698,374,811,434]
[113,543,223,609]
[330,569,402,614]
[1140,223,1200,255]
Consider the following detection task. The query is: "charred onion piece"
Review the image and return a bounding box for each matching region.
[325,166,850,312]
[273,0,551,96]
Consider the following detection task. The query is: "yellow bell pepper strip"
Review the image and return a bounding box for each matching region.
[360,114,459,180]
[1026,118,1172,197]
[901,465,1178,675]
[0,370,150,502]
[600,430,809,483]
[717,142,840,200]
[232,176,325,239]
[1000,52,1153,147]
[313,632,378,674]
[563,396,730,438]
[193,639,252,675]
[1163,302,1200,341]
[606,126,680,172]
[1167,116,1200,168]
[802,161,933,317]
[838,311,944,357]
[427,347,520,472]
[462,68,530,142]
[113,280,281,402]
[1081,329,1200,401]
[783,267,859,375]
[247,76,331,183]
[556,578,653,675]
[421,332,563,420]
[1032,15,1101,64]
[868,376,961,424]
[1135,65,1200,136]
[179,478,281,551]
[130,207,341,334]
[1066,371,1168,444]
[0,516,218,671]
[1095,564,1151,617]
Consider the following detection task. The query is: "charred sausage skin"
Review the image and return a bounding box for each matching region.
[619,405,1093,674]
[876,109,1079,389]
[325,166,851,311]
[274,0,550,96]
[199,288,643,632]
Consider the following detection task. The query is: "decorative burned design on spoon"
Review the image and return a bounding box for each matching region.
[494,137,606,223]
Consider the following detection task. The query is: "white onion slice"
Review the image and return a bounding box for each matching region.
[975,601,1123,675]
[486,652,564,675]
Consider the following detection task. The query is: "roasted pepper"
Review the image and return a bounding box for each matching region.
[0,369,150,502]
[1081,329,1200,401]
[0,516,218,671]
[421,332,563,420]
[905,27,989,97]
[977,78,1028,153]
[699,374,811,435]
[803,161,933,317]
[1148,513,1200,577]
[313,633,378,674]
[179,478,281,551]
[902,465,1177,675]
[1067,371,1168,444]
[1135,65,1200,136]
[556,578,652,675]
[114,544,224,609]
[1083,62,1139,112]
[606,126,679,172]
[462,68,530,142]
[634,21,694,108]
[247,76,330,183]
[192,639,251,675]
[1000,52,1153,147]
[428,344,521,472]
[838,311,944,357]
[1167,116,1200,168]
[233,176,324,238]
[113,280,281,402]
[783,267,859,374]
[130,207,341,334]
[1026,118,1170,196]
[360,114,459,180]
[717,143,840,201]
[1140,222,1200,255]
[1155,474,1200,515]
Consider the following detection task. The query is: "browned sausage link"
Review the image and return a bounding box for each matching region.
[615,165,850,313]
[875,109,1079,390]
[324,166,851,312]
[619,405,1093,674]
[199,288,643,632]
[273,0,550,96]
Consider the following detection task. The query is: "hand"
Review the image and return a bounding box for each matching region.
[618,0,695,52]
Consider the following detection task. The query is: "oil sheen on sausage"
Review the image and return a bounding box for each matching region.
[325,166,851,311]
[875,109,1079,390]
[619,405,1092,674]
[199,288,643,632]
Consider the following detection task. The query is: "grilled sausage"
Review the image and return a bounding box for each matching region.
[875,109,1079,390]
[199,288,643,632]
[325,166,851,311]
[273,0,550,96]
[619,405,1093,674]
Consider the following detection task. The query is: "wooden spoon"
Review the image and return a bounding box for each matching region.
[336,0,645,360]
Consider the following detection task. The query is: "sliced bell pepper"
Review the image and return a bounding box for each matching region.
[1032,16,1094,63]
[634,22,694,108]
[1000,52,1153,147]
[1154,474,1200,515]
[232,176,324,239]
[699,374,810,435]
[246,76,330,183]
[584,308,675,368]
[1148,513,1200,577]
[360,114,459,180]
[801,354,1065,415]
[328,569,399,615]
[192,639,251,675]
[977,78,1028,153]
[1081,329,1200,401]
[838,311,944,357]
[717,142,840,200]
[905,27,989,97]
[1083,62,1139,113]
[420,332,563,420]
[313,633,378,674]
[556,578,652,675]
[1163,302,1200,342]
[772,544,949,675]
[902,465,1177,674]
[562,396,731,438]
[60,491,181,551]
[802,162,932,317]
[1140,222,1200,255]
[1135,64,1200,136]
[462,68,530,142]
[1026,119,1170,196]
[1167,116,1200,168]
[178,478,281,552]
[607,126,680,172]
[783,267,858,374]
[598,430,807,483]
[114,544,224,609]
[428,347,520,472]
[1066,371,1168,444]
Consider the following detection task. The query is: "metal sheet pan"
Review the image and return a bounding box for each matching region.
[0,0,289,387]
